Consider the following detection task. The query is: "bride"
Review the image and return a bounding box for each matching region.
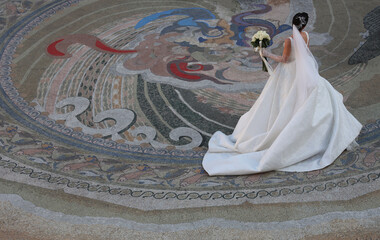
[202,12,362,176]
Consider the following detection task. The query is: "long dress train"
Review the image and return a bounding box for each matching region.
[202,25,362,176]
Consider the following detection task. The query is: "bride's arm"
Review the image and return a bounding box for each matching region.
[261,38,291,63]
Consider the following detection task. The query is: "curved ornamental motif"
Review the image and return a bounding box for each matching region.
[47,97,202,150]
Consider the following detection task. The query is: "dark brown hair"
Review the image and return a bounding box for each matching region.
[292,12,309,31]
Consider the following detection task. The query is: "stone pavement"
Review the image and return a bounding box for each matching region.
[0,0,379,239]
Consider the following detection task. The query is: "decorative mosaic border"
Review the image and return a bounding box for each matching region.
[1,155,379,201]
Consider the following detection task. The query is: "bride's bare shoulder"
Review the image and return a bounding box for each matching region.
[287,32,309,46]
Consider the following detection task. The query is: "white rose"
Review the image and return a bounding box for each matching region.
[254,30,271,41]
[252,31,271,45]
[256,31,261,38]
[260,32,265,40]
[252,32,259,42]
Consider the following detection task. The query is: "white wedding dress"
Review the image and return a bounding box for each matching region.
[202,25,362,176]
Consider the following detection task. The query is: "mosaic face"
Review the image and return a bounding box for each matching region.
[29,2,301,152]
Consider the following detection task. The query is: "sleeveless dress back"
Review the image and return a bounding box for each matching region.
[202,26,362,176]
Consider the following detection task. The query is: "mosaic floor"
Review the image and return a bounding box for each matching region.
[0,0,379,239]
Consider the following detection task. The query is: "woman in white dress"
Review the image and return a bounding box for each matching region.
[202,12,362,176]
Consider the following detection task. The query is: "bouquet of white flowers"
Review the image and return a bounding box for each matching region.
[251,30,271,72]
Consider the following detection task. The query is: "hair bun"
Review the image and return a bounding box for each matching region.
[292,12,309,31]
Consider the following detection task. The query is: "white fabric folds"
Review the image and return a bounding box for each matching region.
[202,25,362,176]
[259,40,274,75]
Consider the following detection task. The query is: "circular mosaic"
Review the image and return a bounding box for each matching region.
[0,0,379,209]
